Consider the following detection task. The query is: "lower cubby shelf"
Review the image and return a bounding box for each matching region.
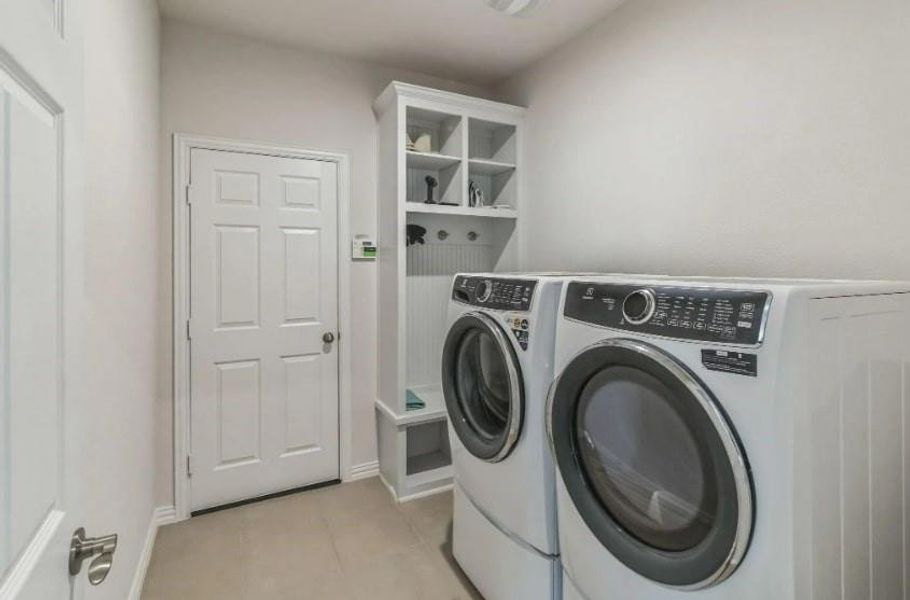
[406,420,451,475]
[375,397,453,502]
[407,451,451,476]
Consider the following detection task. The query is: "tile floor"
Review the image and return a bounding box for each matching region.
[141,478,483,599]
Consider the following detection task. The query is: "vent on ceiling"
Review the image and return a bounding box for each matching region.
[486,0,546,17]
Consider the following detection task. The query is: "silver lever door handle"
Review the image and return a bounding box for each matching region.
[70,527,118,585]
[323,332,335,344]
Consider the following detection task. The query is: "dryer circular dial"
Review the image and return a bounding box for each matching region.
[623,288,657,325]
[475,279,494,303]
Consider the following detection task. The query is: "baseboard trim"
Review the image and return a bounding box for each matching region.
[378,472,398,501]
[398,483,454,503]
[376,472,452,504]
[347,460,380,481]
[154,505,177,526]
[127,506,176,600]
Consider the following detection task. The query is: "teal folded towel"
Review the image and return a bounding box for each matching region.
[406,389,426,411]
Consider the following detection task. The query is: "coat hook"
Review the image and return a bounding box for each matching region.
[467,231,478,241]
[437,230,449,241]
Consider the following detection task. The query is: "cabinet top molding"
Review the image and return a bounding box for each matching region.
[373,81,526,120]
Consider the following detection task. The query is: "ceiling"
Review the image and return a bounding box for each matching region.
[157,0,626,86]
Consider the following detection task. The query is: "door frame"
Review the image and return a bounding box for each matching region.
[172,133,353,521]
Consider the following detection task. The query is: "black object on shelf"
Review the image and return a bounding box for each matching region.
[406,224,427,246]
[425,176,439,204]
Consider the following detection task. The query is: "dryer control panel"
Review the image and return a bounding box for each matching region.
[564,282,771,346]
[452,276,537,312]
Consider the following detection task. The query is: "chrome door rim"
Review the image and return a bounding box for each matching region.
[546,338,753,589]
[444,311,524,463]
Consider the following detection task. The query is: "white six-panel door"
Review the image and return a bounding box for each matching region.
[189,148,340,511]
[1,0,87,596]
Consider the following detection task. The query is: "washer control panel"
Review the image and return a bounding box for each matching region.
[452,276,537,312]
[564,282,771,345]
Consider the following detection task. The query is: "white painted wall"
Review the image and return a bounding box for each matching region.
[84,0,161,597]
[158,20,494,506]
[499,0,910,280]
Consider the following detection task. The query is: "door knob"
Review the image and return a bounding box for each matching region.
[323,332,335,344]
[69,527,118,585]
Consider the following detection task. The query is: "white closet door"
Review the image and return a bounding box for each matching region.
[189,148,339,511]
[1,0,88,596]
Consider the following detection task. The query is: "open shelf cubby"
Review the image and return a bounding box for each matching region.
[469,118,516,164]
[468,163,516,211]
[374,82,524,502]
[407,158,462,206]
[407,107,462,157]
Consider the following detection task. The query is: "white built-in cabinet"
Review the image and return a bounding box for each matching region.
[373,82,525,501]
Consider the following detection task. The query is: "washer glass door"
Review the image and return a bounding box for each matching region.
[443,312,523,462]
[548,339,752,589]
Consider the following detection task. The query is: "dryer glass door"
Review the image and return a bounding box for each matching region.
[443,312,524,462]
[548,339,752,589]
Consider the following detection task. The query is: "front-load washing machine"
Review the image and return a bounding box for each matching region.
[442,273,571,600]
[547,275,910,599]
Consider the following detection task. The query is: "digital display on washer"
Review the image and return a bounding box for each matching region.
[564,282,770,345]
[452,276,537,312]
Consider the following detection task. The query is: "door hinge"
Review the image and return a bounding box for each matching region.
[186,454,192,478]
[185,184,192,205]
[186,319,192,340]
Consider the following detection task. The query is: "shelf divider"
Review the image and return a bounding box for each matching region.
[405,202,517,219]
[406,150,461,171]
[468,158,516,176]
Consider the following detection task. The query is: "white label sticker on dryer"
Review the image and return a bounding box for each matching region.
[702,350,757,377]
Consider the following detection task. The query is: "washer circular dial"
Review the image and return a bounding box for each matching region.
[475,280,494,303]
[623,289,657,325]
